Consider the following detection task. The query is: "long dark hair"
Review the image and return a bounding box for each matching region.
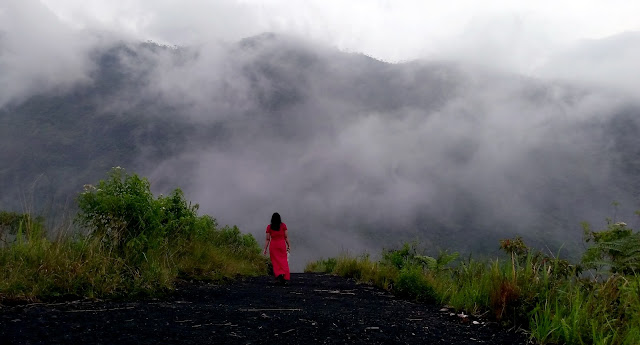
[270,212,282,231]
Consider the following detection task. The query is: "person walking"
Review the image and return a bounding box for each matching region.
[263,212,290,284]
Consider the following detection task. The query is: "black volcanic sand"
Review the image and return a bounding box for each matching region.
[0,273,529,344]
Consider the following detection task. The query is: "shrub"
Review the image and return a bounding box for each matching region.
[582,221,640,275]
[382,243,414,269]
[394,265,436,302]
[75,167,204,262]
[1,168,266,302]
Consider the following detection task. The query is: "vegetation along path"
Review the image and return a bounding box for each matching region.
[0,273,527,344]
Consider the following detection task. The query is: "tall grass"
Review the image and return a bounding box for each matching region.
[305,243,640,345]
[0,220,266,303]
[0,169,267,303]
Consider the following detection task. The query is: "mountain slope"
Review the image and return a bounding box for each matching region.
[1,34,639,262]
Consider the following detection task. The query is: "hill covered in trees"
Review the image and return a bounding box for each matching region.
[2,33,640,263]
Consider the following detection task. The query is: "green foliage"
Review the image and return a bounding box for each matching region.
[382,243,458,273]
[0,211,45,244]
[526,273,640,345]
[500,236,529,281]
[304,257,338,273]
[499,236,529,258]
[76,167,205,256]
[382,243,415,269]
[394,265,436,302]
[308,237,640,345]
[305,254,397,291]
[416,250,459,273]
[0,169,267,302]
[204,225,260,251]
[443,259,498,316]
[175,226,265,281]
[582,221,640,274]
[333,254,368,279]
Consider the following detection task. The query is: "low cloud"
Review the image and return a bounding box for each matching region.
[0,0,98,107]
[2,2,640,269]
[122,36,639,268]
[538,32,640,97]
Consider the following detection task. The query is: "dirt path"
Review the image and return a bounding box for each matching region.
[0,273,529,344]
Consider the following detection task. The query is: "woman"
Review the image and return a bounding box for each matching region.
[263,212,290,284]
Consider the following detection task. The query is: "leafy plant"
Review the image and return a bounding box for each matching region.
[500,236,529,281]
[415,250,459,273]
[75,167,204,261]
[382,243,415,269]
[582,221,640,275]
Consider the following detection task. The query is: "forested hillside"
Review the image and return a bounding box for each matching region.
[2,34,640,262]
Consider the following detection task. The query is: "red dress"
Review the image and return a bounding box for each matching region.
[267,223,290,280]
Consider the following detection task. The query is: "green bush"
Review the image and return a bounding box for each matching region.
[394,265,436,302]
[75,167,206,261]
[208,225,260,251]
[0,168,267,302]
[382,243,414,269]
[582,221,640,275]
[381,243,457,274]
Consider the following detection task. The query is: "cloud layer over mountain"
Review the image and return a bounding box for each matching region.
[2,1,640,268]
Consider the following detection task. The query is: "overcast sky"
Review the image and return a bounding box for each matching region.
[38,0,640,63]
[2,0,639,104]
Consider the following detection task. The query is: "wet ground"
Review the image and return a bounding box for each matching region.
[0,273,529,344]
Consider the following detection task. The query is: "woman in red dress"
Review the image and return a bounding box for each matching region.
[263,212,291,284]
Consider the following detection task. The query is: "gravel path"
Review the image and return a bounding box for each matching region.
[0,273,529,344]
